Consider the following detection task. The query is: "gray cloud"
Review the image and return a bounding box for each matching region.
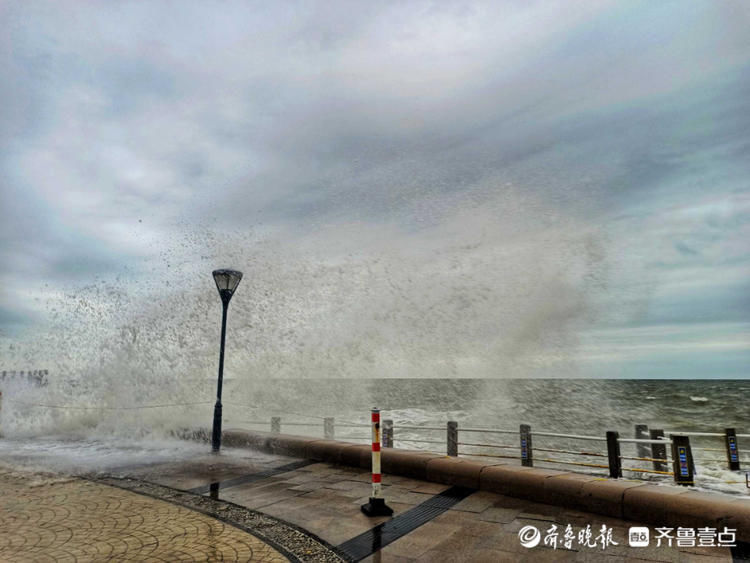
[1,1,748,377]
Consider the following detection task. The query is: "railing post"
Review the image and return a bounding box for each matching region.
[649,429,668,472]
[671,434,695,486]
[635,424,650,461]
[383,419,393,448]
[725,428,740,471]
[447,421,458,457]
[324,417,334,440]
[606,431,622,478]
[271,416,281,433]
[520,424,533,467]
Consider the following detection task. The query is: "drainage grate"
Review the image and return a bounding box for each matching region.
[337,485,476,561]
[187,459,317,495]
[733,541,750,562]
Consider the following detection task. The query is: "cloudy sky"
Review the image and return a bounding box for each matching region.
[1,1,748,379]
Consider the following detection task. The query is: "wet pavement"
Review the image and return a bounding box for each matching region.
[0,468,288,562]
[116,449,736,562]
[0,445,741,562]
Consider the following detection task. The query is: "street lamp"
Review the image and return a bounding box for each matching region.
[211,268,243,453]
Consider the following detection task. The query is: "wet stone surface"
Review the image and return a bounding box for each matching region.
[1,450,739,562]
[98,476,346,562]
[0,467,344,562]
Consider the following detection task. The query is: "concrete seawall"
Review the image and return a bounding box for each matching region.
[205,428,750,541]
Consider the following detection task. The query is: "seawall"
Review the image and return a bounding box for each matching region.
[184,427,749,541]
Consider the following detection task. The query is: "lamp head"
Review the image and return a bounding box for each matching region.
[212,269,243,304]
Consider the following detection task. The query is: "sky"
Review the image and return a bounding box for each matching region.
[0,0,748,379]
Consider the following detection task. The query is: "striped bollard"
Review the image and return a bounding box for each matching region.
[361,407,394,517]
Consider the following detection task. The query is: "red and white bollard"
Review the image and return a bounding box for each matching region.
[361,407,393,516]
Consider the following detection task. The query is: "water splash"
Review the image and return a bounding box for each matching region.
[2,182,611,437]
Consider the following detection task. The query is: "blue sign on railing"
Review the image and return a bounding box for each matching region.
[521,438,527,459]
[728,437,738,462]
[678,447,689,477]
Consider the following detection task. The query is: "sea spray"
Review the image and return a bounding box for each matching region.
[2,183,611,437]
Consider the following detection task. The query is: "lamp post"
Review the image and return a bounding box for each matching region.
[211,268,243,453]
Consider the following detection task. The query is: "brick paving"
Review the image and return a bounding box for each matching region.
[0,469,288,562]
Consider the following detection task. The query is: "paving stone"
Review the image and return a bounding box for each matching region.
[678,555,733,563]
[223,487,307,510]
[580,556,627,563]
[361,552,416,562]
[518,546,580,562]
[287,480,328,492]
[517,511,560,522]
[324,480,371,491]
[432,511,498,536]
[407,482,449,494]
[372,490,435,506]
[448,490,496,513]
[679,544,733,559]
[381,522,459,559]
[478,507,523,523]
[0,470,288,562]
[416,547,519,562]
[476,530,528,553]
[490,494,533,509]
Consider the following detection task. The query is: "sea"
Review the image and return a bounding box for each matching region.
[0,378,748,496]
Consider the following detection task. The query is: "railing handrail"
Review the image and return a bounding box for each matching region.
[619,438,673,445]
[663,431,725,437]
[532,431,607,441]
[459,427,518,434]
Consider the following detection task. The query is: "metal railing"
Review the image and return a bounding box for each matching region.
[220,408,748,489]
[3,391,746,490]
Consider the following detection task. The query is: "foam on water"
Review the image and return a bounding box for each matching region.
[0,434,281,478]
[1,378,747,495]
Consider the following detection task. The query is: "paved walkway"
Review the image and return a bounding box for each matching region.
[1,448,742,562]
[121,451,736,562]
[0,469,287,562]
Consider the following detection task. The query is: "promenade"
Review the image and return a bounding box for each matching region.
[1,437,744,562]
